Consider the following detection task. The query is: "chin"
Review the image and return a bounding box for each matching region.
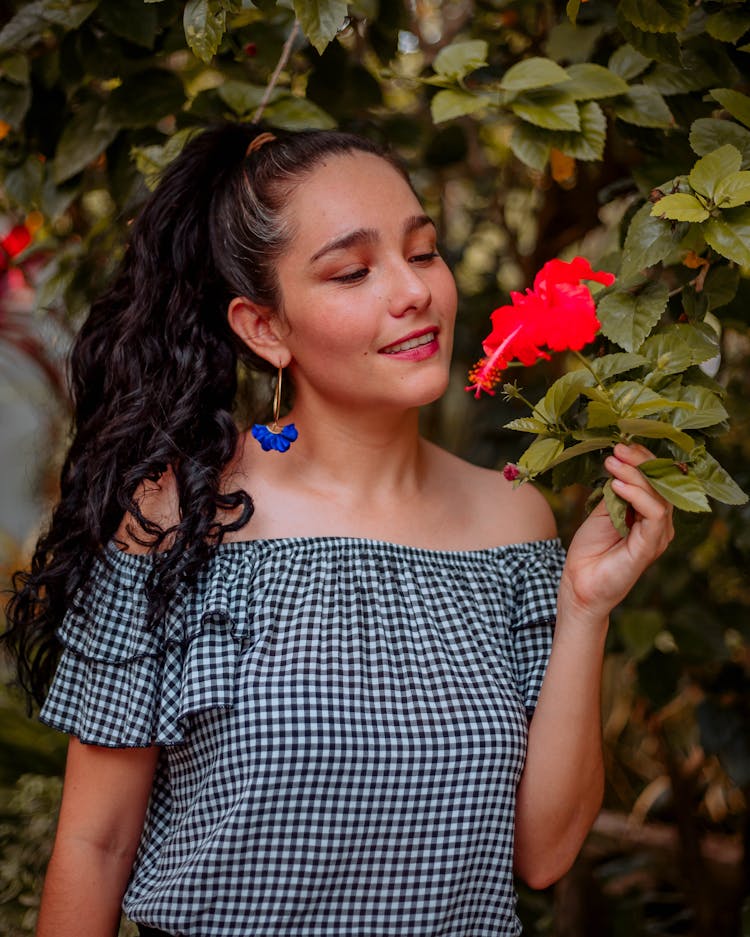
[406,371,451,408]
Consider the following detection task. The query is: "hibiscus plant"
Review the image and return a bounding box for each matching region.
[467,255,748,536]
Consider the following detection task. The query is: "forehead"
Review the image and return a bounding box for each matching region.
[281,152,424,249]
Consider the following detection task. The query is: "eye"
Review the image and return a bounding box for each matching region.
[410,251,440,264]
[331,268,369,283]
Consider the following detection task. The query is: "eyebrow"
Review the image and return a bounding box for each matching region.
[309,214,436,265]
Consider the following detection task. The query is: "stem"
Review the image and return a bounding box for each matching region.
[572,350,630,444]
[572,349,607,395]
[667,270,707,299]
[251,20,300,125]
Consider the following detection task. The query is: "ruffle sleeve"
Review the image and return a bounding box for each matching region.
[505,539,566,720]
[39,545,258,747]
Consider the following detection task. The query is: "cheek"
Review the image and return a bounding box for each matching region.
[289,306,379,358]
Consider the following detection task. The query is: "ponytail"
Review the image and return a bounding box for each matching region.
[3,123,407,707]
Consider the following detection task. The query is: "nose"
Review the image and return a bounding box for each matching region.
[387,258,432,318]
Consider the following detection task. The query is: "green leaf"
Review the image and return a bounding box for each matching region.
[293,0,347,54]
[705,9,750,44]
[641,324,719,374]
[0,79,31,129]
[619,0,690,34]
[651,193,709,222]
[518,437,565,475]
[546,437,616,470]
[712,171,750,208]
[509,122,551,171]
[689,119,750,169]
[617,19,681,64]
[620,202,675,279]
[0,53,30,85]
[2,158,44,208]
[0,2,46,54]
[549,100,606,161]
[603,479,630,537]
[689,144,742,200]
[217,80,279,116]
[511,100,606,163]
[670,385,728,429]
[131,127,201,190]
[560,64,629,100]
[505,417,550,434]
[689,446,748,504]
[598,280,669,352]
[108,70,185,128]
[611,380,693,419]
[566,0,581,25]
[589,352,649,381]
[184,0,226,63]
[265,95,336,131]
[617,418,695,453]
[637,459,710,511]
[499,57,570,93]
[52,100,118,183]
[612,86,674,128]
[511,91,581,132]
[608,44,651,81]
[702,264,741,310]
[545,21,607,65]
[97,0,159,48]
[702,206,750,267]
[41,0,98,29]
[709,88,750,129]
[533,370,596,423]
[433,40,488,80]
[431,89,487,123]
[642,46,735,96]
[587,400,621,427]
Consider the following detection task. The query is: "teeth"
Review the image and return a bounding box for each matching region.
[384,331,436,354]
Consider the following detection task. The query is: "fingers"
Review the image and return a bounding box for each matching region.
[610,441,655,468]
[604,445,675,552]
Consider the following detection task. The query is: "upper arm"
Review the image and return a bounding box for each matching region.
[55,738,159,859]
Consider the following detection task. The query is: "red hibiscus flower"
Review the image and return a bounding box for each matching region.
[466,256,615,398]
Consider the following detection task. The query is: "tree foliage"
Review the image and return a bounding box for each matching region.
[1,1,749,934]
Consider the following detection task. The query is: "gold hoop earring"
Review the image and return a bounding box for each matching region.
[251,365,298,453]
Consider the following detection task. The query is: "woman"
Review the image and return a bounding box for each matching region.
[5,124,673,937]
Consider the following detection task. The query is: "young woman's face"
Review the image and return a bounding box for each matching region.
[273,152,458,414]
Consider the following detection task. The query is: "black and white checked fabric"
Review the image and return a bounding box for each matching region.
[41,536,566,937]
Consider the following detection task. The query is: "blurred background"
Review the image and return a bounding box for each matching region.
[1,0,749,934]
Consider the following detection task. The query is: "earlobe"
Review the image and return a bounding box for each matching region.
[227,296,291,367]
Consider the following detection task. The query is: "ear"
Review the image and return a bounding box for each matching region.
[227,296,292,368]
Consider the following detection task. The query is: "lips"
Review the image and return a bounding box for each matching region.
[379,328,438,355]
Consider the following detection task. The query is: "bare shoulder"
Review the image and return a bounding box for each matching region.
[113,468,181,555]
[427,443,557,547]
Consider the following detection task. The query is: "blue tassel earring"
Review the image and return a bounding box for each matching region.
[251,364,298,453]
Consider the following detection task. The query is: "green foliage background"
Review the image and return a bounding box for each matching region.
[0,0,748,934]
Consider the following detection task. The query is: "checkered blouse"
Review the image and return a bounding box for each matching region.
[41,536,565,937]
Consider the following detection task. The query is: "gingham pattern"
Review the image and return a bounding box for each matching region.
[41,536,565,937]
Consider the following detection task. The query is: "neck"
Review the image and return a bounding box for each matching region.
[279,397,426,503]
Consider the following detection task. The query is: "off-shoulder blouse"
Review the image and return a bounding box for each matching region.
[41,536,565,937]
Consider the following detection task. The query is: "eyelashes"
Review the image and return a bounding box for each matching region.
[331,252,440,284]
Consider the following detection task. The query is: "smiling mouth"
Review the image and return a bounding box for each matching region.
[381,330,438,354]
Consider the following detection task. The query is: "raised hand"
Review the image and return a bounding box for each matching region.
[558,442,675,626]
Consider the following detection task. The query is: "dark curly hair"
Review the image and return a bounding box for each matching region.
[3,123,407,708]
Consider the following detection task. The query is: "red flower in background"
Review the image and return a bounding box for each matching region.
[466,256,614,398]
[0,223,32,273]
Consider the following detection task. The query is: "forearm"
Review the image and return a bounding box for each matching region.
[514,590,609,888]
[36,836,134,937]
